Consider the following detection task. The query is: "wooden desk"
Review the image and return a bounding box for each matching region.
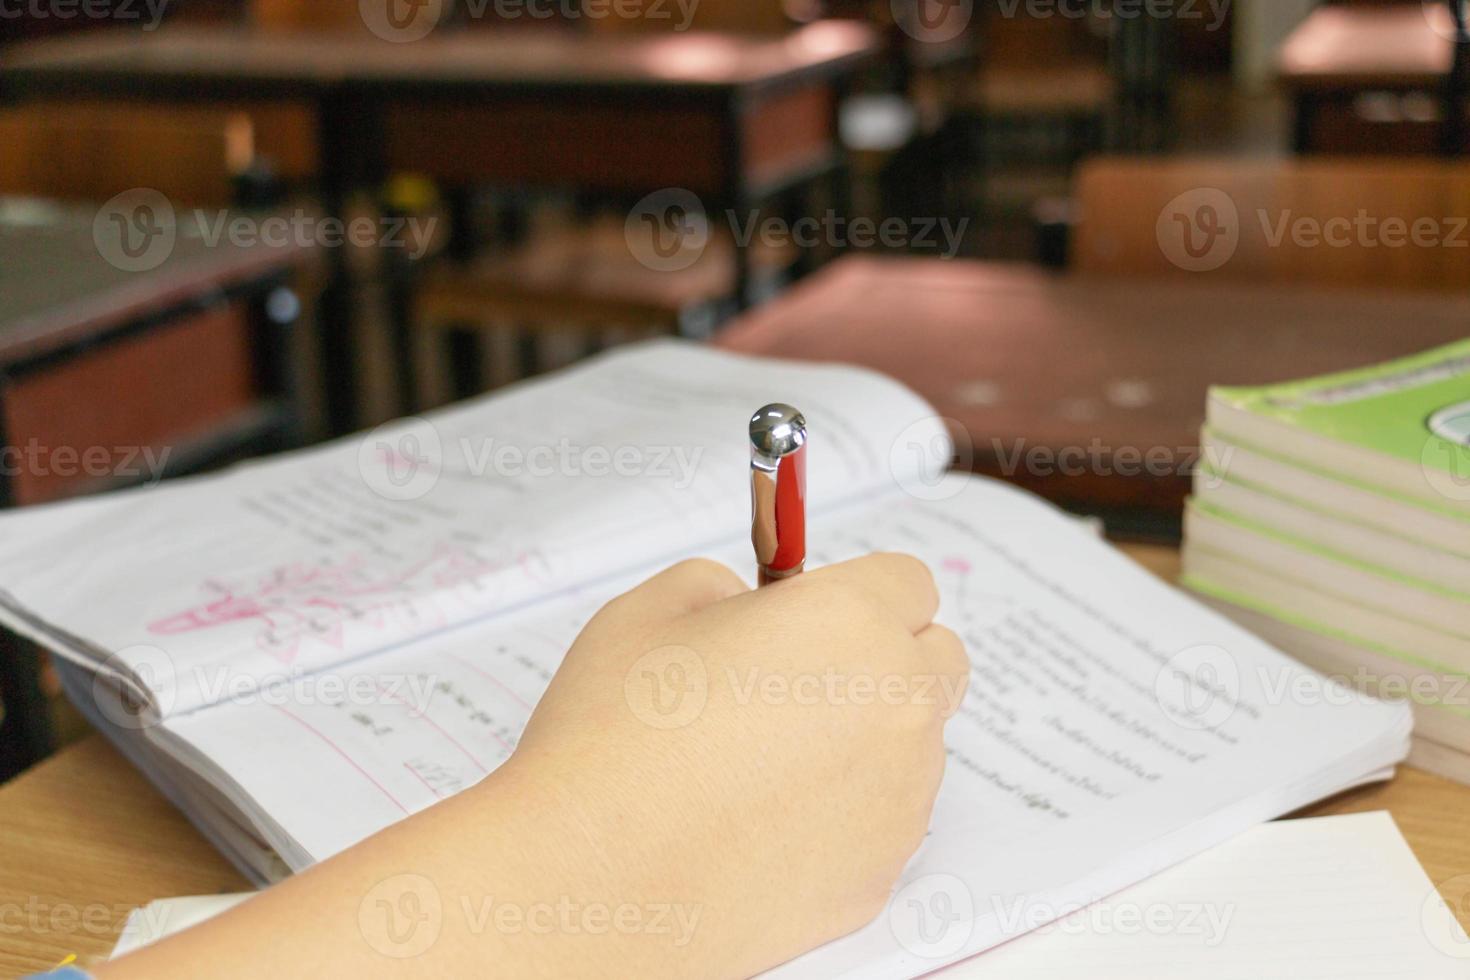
[3,544,1469,976]
[0,196,311,782]
[713,256,1470,535]
[1277,5,1462,154]
[0,23,880,434]
[0,195,309,506]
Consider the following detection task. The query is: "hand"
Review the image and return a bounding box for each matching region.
[509,554,970,977]
[100,554,967,980]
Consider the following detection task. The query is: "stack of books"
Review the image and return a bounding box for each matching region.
[1184,341,1470,785]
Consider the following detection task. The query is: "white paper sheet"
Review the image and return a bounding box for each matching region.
[113,813,1469,980]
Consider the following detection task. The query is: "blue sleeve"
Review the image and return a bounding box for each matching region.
[28,968,94,980]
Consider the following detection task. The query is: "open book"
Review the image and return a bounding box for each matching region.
[0,342,1411,977]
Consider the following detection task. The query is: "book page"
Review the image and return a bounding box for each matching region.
[941,811,1470,979]
[0,341,946,718]
[154,476,1411,977]
[109,813,1470,978]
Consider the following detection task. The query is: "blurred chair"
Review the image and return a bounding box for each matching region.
[961,4,1112,171]
[953,1,1174,245]
[1070,156,1470,292]
[414,213,796,400]
[404,0,825,403]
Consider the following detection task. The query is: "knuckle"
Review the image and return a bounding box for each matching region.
[879,551,938,600]
[669,557,739,587]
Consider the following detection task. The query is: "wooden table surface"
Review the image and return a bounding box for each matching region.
[1,21,878,96]
[714,256,1470,530]
[2,545,1469,976]
[0,197,307,371]
[1277,5,1456,91]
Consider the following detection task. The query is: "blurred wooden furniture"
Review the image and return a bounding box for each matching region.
[0,197,312,781]
[583,0,796,34]
[1278,4,1466,155]
[1448,0,1470,155]
[714,255,1470,534]
[960,4,1113,178]
[1,23,879,433]
[416,216,796,397]
[251,0,371,32]
[953,1,1175,232]
[8,550,1470,974]
[0,104,252,205]
[1071,156,1470,291]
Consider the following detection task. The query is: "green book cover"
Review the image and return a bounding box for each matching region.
[1209,339,1470,486]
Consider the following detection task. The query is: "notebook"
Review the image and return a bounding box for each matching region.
[0,341,1412,978]
[113,813,1469,978]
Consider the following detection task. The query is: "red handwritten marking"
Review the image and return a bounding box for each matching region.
[942,556,973,575]
[443,652,534,711]
[375,682,500,767]
[270,705,409,815]
[145,543,502,666]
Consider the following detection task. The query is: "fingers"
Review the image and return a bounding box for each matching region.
[915,624,970,718]
[593,558,749,635]
[798,553,940,636]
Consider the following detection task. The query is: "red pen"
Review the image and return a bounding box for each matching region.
[749,404,807,587]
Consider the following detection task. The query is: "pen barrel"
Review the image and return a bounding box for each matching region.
[750,404,807,586]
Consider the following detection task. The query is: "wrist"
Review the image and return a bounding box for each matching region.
[456,752,726,977]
